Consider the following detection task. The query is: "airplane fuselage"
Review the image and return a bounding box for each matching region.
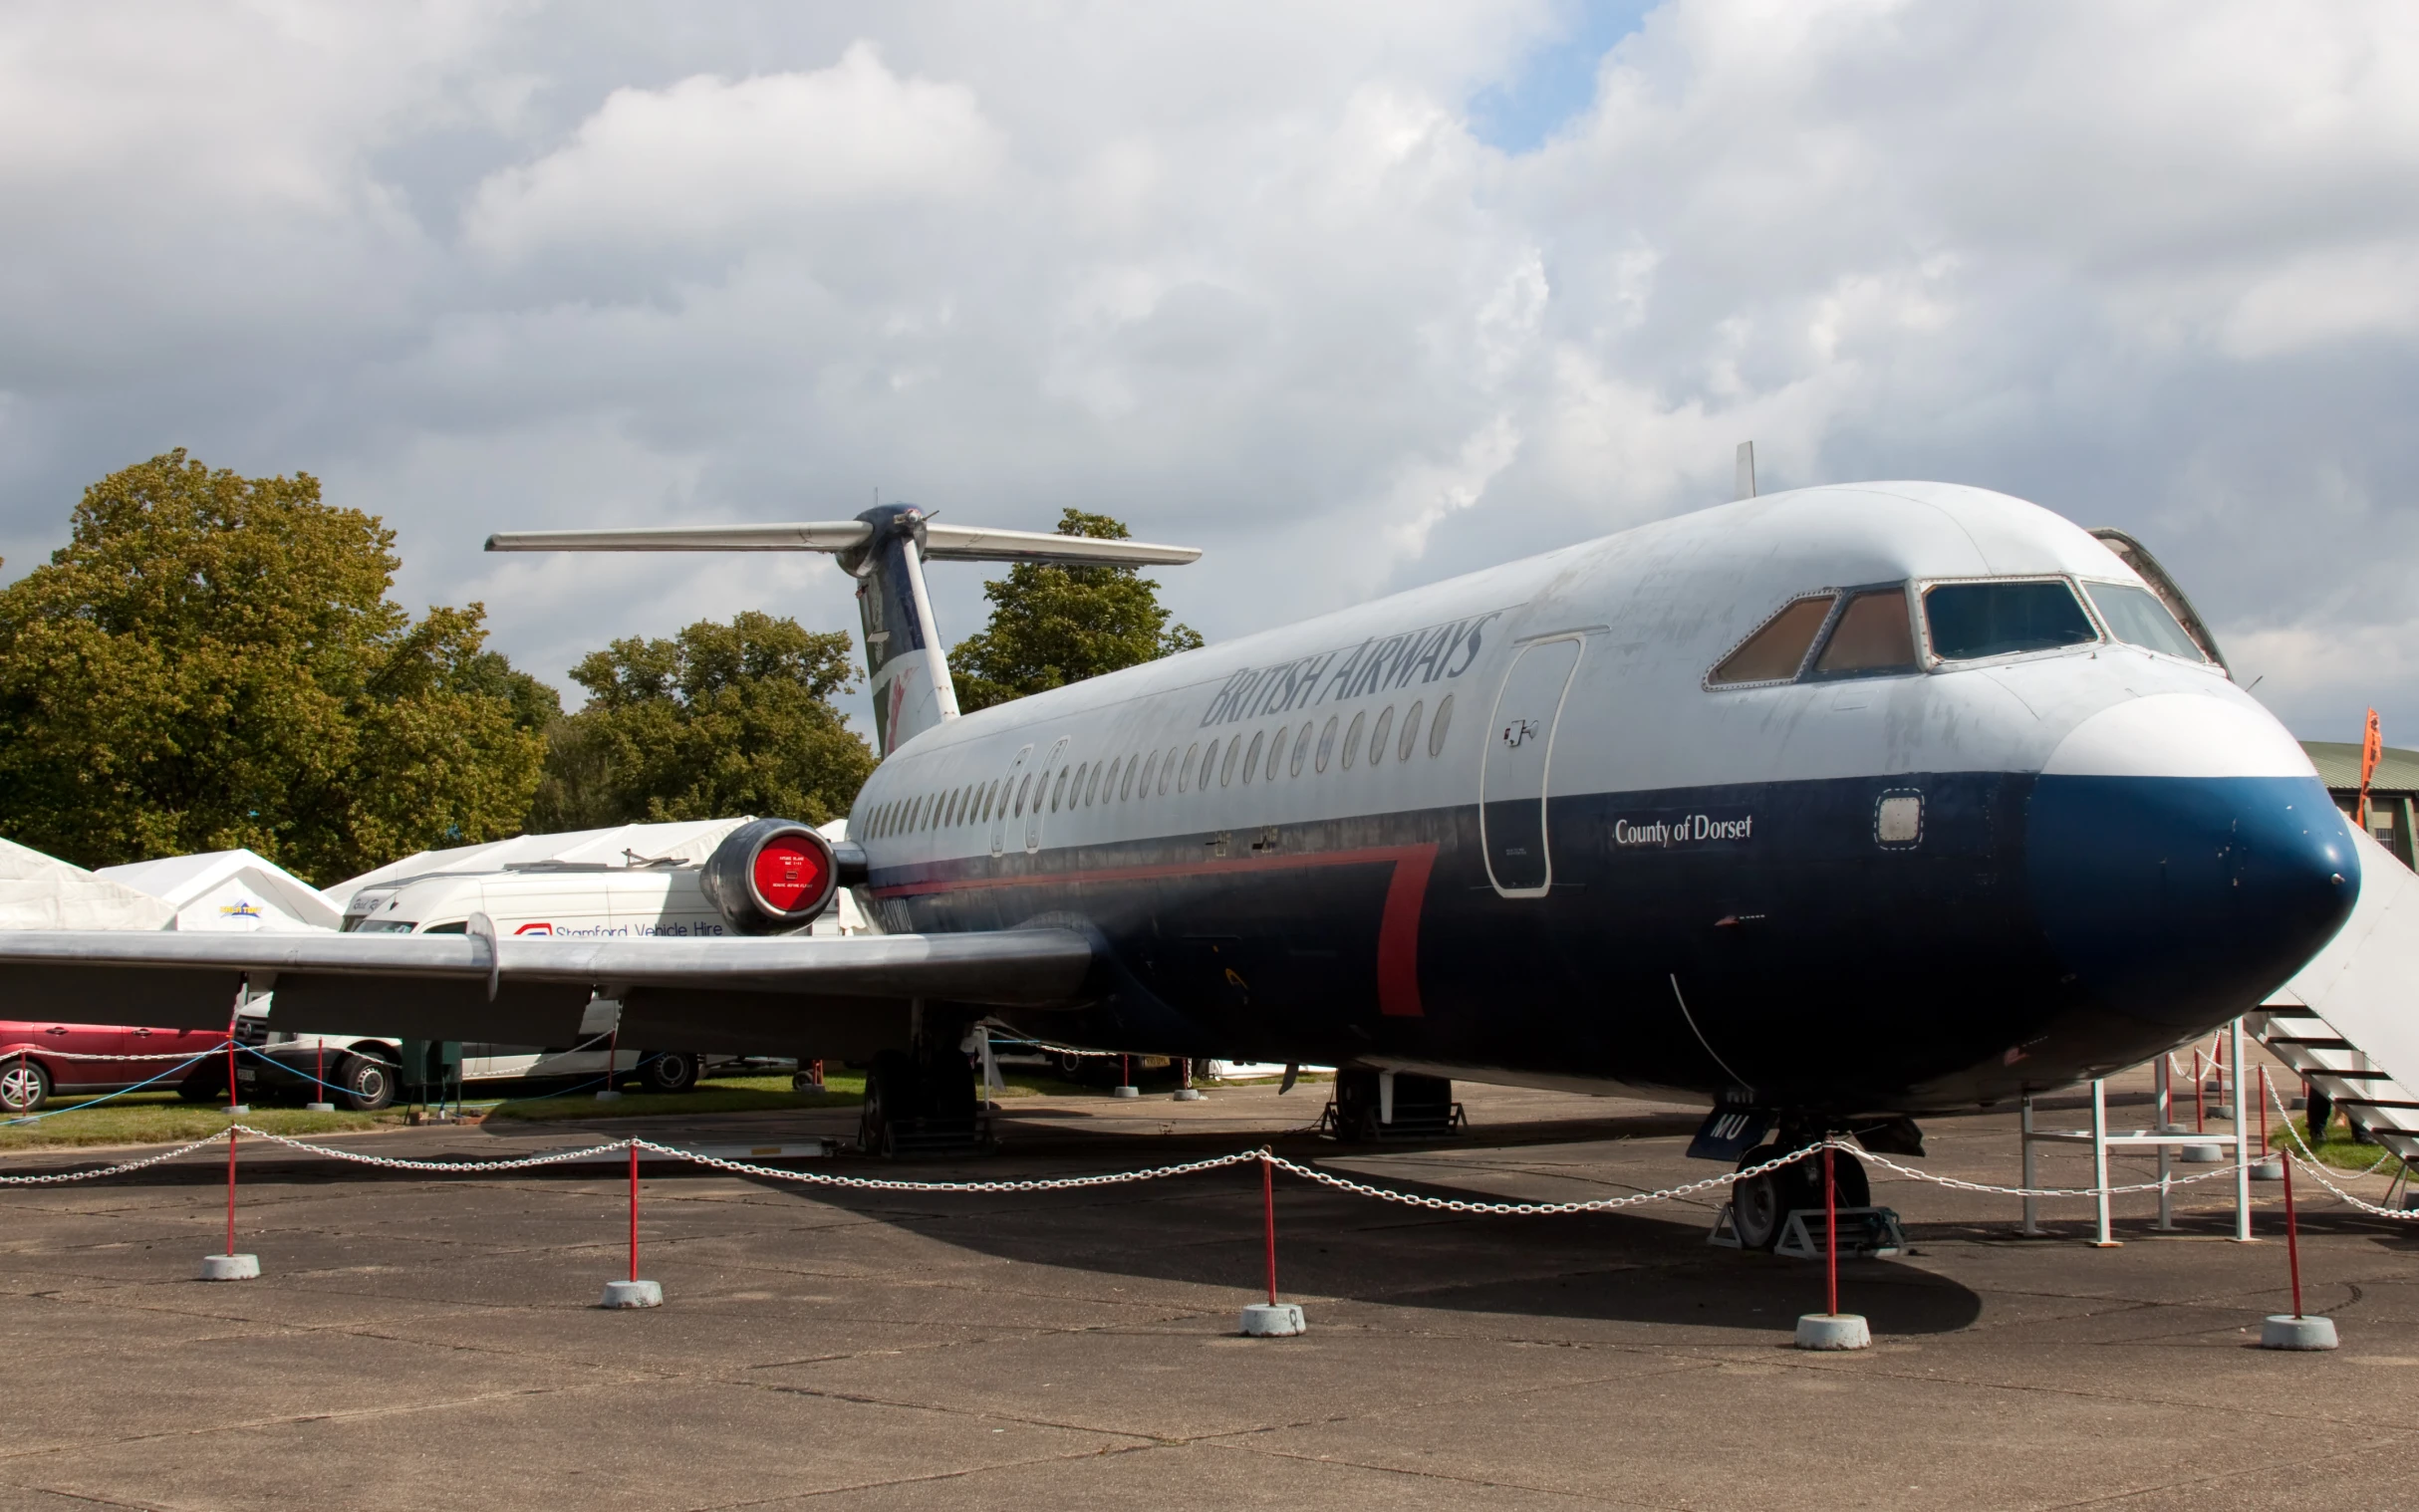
[846,483,2355,1117]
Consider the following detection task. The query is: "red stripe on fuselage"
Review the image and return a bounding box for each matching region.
[869,843,1440,1018]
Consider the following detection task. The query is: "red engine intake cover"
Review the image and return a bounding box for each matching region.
[750,833,832,916]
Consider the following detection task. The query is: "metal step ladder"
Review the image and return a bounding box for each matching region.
[2245,1008,2419,1166]
[2251,825,2419,1172]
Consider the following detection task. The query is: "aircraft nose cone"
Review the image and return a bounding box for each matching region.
[2027,695,2358,1029]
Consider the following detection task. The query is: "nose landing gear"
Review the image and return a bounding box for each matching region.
[1726,1137,1871,1251]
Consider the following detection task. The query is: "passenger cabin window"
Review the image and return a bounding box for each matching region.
[1710,596,1835,685]
[1925,581,2096,661]
[1813,590,1917,677]
[1242,731,1263,783]
[1368,706,1394,765]
[2084,582,2204,661]
[1398,702,1424,761]
[1429,694,1454,757]
[1341,711,1364,770]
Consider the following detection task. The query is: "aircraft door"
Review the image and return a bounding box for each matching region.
[989,745,1033,858]
[1479,636,1583,897]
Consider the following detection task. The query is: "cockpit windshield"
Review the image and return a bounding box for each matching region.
[1923,581,2096,661]
[2082,582,2205,661]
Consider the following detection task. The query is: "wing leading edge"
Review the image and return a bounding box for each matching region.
[0,928,1097,1055]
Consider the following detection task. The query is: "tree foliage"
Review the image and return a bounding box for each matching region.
[530,611,876,830]
[946,508,1203,712]
[0,450,556,882]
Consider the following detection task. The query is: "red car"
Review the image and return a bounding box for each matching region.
[0,1020,227,1115]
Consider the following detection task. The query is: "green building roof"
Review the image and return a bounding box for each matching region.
[2302,741,2419,794]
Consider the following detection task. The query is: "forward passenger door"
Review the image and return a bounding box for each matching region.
[1479,636,1584,897]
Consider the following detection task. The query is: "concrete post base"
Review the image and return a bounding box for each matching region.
[221,1105,248,1116]
[1794,1313,1870,1350]
[198,1254,259,1282]
[304,1102,336,1113]
[1173,1088,1205,1102]
[2261,1314,2337,1350]
[1240,1303,1306,1336]
[594,1090,622,1103]
[2179,1143,2225,1162]
[2251,1157,2284,1180]
[1112,1086,1139,1098]
[600,1279,663,1308]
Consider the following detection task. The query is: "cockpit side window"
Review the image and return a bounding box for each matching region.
[1708,595,1836,686]
[1923,580,2096,661]
[2083,582,2205,661]
[1811,589,1918,677]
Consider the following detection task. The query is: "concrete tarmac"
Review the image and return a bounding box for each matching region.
[3,1075,2415,1510]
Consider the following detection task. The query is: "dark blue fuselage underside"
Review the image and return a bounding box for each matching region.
[866,772,2356,1115]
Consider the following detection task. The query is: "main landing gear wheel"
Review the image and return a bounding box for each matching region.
[859,1049,979,1157]
[639,1051,700,1094]
[1731,1142,1869,1251]
[0,1057,48,1115]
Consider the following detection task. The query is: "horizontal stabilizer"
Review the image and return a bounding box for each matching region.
[921,523,1200,566]
[486,522,874,553]
[485,520,1200,567]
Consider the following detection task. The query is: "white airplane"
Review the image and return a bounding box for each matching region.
[0,483,2355,1245]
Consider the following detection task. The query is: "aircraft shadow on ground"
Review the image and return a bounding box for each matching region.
[730,1145,1990,1337]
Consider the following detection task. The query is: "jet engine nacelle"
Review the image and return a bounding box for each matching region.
[699,819,838,936]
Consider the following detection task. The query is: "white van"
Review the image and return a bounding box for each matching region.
[243,862,869,1106]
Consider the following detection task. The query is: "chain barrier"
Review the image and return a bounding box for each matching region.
[5,1047,231,1062]
[2265,1081,2419,1220]
[0,1131,235,1185]
[1852,1144,2244,1199]
[8,1121,2416,1224]
[4,1045,229,1125]
[632,1138,1264,1192]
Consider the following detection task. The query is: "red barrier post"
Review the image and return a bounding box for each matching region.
[2195,1049,2207,1133]
[224,1033,240,1113]
[225,1125,238,1256]
[1824,1142,1838,1319]
[1262,1152,1278,1305]
[628,1141,640,1283]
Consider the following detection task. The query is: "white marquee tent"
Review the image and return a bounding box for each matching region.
[98,850,339,933]
[0,838,176,930]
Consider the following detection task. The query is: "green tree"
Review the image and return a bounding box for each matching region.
[946,508,1204,712]
[530,611,876,829]
[0,450,556,882]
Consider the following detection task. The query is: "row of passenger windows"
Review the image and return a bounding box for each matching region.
[1708,577,2204,688]
[858,692,1458,841]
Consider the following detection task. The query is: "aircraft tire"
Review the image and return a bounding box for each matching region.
[1731,1146,1788,1249]
[639,1051,700,1094]
[0,1056,49,1115]
[860,1050,916,1157]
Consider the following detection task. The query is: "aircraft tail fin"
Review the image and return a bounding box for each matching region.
[486,507,1200,757]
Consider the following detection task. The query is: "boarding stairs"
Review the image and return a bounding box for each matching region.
[2248,827,2419,1171]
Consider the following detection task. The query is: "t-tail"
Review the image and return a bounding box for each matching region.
[485,506,1201,757]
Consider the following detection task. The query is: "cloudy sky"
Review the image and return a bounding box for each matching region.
[2,0,2413,742]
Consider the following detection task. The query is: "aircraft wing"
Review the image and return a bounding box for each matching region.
[0,928,1097,1057]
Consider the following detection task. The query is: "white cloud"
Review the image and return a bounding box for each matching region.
[1,0,2417,746]
[465,44,1005,257]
